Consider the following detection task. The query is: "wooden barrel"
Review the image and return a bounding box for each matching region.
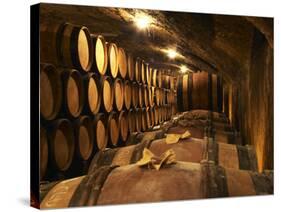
[91,35,108,75]
[163,75,170,89]
[149,107,155,127]
[152,69,158,87]
[135,108,142,133]
[48,119,75,172]
[131,82,139,108]
[148,86,154,107]
[87,137,257,172]
[177,72,223,112]
[154,106,159,125]
[167,124,205,139]
[83,73,101,115]
[155,88,161,106]
[40,64,62,120]
[141,108,147,132]
[127,53,134,81]
[73,116,93,161]
[141,61,146,84]
[106,43,119,78]
[185,109,228,123]
[41,162,272,208]
[40,22,93,72]
[119,110,129,142]
[134,58,141,83]
[124,80,132,110]
[40,126,48,180]
[145,107,152,129]
[170,76,175,90]
[157,69,163,87]
[100,76,113,113]
[61,69,84,118]
[127,109,136,134]
[138,84,144,108]
[146,66,152,86]
[93,113,108,150]
[113,78,124,111]
[143,85,149,107]
[106,111,119,147]
[117,47,127,79]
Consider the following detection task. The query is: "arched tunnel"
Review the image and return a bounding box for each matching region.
[34,3,273,209]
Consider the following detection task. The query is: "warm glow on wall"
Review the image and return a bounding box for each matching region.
[167,49,177,59]
[134,13,153,29]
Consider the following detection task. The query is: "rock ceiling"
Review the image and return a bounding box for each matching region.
[40,3,273,82]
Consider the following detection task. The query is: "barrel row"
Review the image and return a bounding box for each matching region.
[40,105,173,181]
[40,22,176,89]
[41,63,177,120]
[40,161,273,209]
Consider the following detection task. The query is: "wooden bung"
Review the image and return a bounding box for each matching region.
[40,63,62,120]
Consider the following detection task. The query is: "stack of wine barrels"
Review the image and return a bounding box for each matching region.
[177,71,223,112]
[40,109,273,208]
[40,22,177,182]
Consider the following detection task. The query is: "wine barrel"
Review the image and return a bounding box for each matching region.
[157,69,163,87]
[48,119,75,172]
[134,58,141,83]
[146,66,152,86]
[145,107,152,129]
[167,125,205,139]
[87,136,257,172]
[83,73,101,115]
[177,72,223,112]
[135,108,142,133]
[149,107,155,127]
[118,110,129,142]
[106,112,119,147]
[93,113,108,150]
[143,85,149,107]
[154,106,159,125]
[41,162,272,208]
[40,22,93,72]
[155,88,161,106]
[124,80,132,110]
[61,69,84,118]
[141,108,147,132]
[40,126,48,180]
[40,64,62,120]
[141,61,146,84]
[117,47,127,79]
[170,76,175,90]
[163,75,170,89]
[138,84,144,108]
[127,109,136,134]
[127,53,134,81]
[113,78,124,111]
[91,35,108,75]
[152,69,158,87]
[106,43,119,78]
[73,116,93,161]
[131,82,139,108]
[183,109,229,124]
[100,76,113,113]
[148,86,154,107]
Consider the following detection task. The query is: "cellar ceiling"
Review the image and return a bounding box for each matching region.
[40,3,273,82]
